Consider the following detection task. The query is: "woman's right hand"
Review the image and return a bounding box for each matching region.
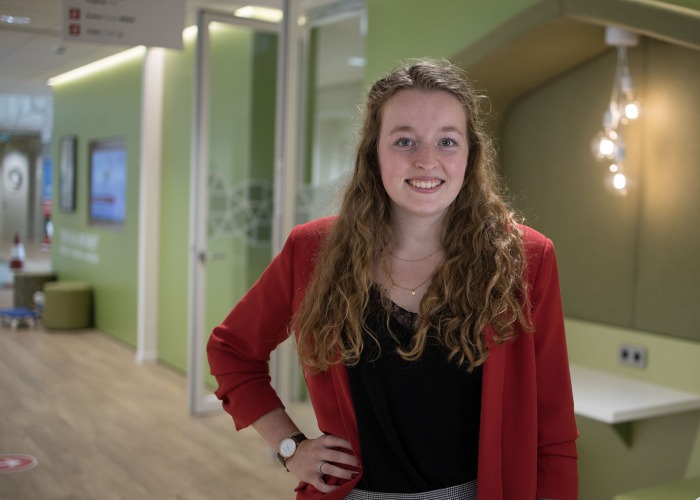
[285,434,360,493]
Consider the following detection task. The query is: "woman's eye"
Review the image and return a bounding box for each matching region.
[439,138,457,147]
[395,138,414,147]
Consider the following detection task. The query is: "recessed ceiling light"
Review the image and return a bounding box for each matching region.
[48,46,146,86]
[0,14,31,25]
[234,6,283,23]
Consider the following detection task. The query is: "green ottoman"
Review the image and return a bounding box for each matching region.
[13,272,57,308]
[42,281,92,330]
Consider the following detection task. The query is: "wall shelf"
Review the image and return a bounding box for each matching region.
[570,364,700,446]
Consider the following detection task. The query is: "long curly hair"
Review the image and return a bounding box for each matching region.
[296,58,530,372]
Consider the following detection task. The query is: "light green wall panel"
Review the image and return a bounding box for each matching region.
[635,40,700,339]
[501,47,642,327]
[51,52,143,346]
[364,0,539,83]
[158,39,196,372]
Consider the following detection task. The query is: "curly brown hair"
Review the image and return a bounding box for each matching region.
[296,58,530,372]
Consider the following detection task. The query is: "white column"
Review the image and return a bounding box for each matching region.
[136,47,165,363]
[271,0,304,404]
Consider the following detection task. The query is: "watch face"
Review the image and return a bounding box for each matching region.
[279,438,297,458]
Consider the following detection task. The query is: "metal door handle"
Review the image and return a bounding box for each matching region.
[198,251,227,262]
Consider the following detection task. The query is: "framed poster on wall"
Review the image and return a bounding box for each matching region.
[88,137,127,227]
[59,135,77,212]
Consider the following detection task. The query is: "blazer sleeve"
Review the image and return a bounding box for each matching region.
[206,227,301,430]
[530,237,579,499]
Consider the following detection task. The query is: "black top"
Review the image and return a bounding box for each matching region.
[345,287,482,493]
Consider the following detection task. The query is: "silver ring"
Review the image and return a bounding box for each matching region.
[319,461,326,475]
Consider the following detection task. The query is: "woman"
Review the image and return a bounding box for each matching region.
[207,58,578,500]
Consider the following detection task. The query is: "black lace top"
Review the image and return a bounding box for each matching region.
[345,286,482,493]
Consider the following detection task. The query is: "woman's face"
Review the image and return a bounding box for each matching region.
[377,89,468,224]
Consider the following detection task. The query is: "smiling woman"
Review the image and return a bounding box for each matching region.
[208,58,579,499]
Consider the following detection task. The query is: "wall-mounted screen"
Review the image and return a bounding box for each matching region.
[89,138,127,227]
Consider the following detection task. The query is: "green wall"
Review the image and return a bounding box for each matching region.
[502,38,700,500]
[503,39,700,343]
[158,38,195,372]
[51,51,144,346]
[364,0,540,84]
[365,0,700,85]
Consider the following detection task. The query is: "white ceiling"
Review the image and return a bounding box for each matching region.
[0,0,363,136]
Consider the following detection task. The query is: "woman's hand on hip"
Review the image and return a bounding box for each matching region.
[286,434,360,493]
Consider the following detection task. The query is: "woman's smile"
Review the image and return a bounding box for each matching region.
[406,178,444,190]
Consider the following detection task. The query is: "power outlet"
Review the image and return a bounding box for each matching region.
[619,343,647,368]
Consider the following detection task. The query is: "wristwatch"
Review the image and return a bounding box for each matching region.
[277,433,307,470]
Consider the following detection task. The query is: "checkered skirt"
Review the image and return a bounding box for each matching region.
[344,480,477,500]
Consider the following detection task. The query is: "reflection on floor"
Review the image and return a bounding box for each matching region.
[0,240,299,499]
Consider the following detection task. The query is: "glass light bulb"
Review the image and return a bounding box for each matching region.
[609,163,619,173]
[624,101,640,121]
[613,172,627,190]
[600,137,615,156]
[592,129,619,160]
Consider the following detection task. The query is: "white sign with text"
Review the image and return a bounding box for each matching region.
[62,0,185,50]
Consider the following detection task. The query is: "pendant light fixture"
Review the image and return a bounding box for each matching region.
[591,26,641,196]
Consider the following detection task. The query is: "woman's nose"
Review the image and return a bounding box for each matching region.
[414,146,438,169]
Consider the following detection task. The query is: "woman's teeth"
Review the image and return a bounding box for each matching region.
[409,179,441,189]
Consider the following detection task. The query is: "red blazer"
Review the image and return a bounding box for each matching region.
[208,217,578,500]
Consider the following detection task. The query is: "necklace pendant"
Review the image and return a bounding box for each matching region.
[411,290,416,296]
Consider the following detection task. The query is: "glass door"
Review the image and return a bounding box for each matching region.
[188,10,280,413]
[187,2,367,417]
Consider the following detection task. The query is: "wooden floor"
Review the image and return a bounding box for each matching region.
[0,244,299,499]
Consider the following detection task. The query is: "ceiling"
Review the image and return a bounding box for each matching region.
[0,0,362,136]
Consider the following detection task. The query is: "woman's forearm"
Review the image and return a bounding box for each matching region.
[251,407,302,450]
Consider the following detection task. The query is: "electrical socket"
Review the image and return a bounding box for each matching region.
[619,343,648,369]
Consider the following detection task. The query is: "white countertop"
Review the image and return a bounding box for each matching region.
[570,364,700,424]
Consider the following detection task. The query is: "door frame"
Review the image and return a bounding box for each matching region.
[187,8,288,414]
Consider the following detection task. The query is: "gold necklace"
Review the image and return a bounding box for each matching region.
[390,247,441,263]
[386,256,434,296]
[388,273,432,296]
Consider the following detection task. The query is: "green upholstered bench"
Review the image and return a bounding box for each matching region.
[42,281,92,330]
[614,476,700,500]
